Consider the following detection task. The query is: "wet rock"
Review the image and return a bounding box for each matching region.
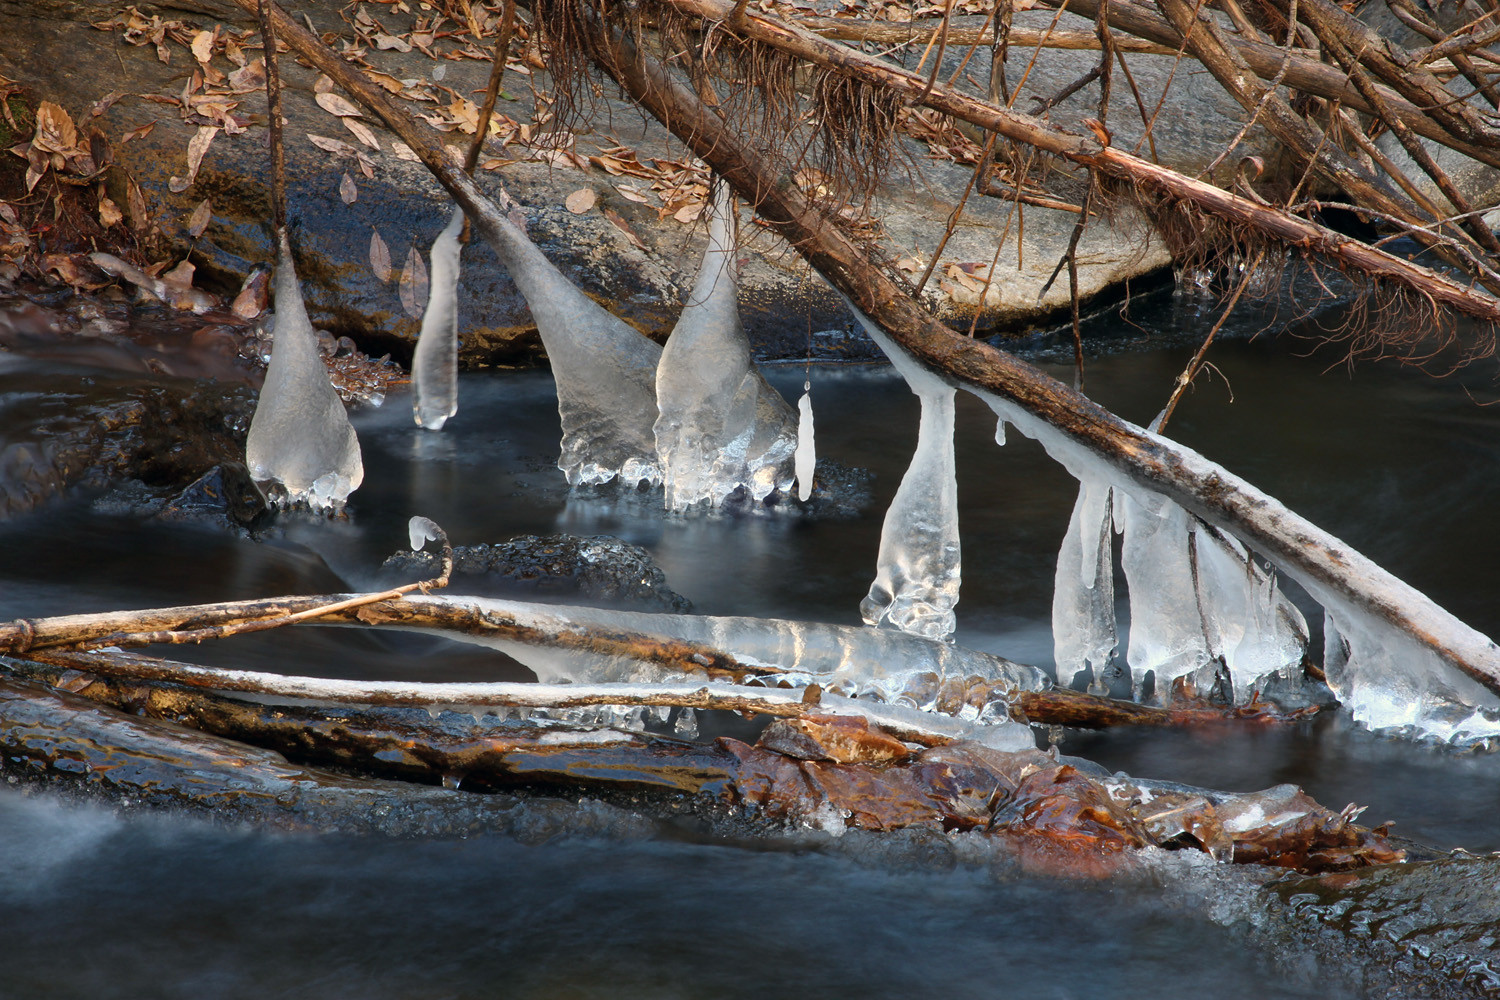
[383,533,691,611]
[0,360,254,517]
[156,461,268,528]
[0,1,1282,361]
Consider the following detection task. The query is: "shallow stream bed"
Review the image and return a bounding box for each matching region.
[2,290,1499,997]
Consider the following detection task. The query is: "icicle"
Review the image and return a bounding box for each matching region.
[844,304,962,641]
[1052,479,1117,689]
[653,179,797,509]
[794,381,815,502]
[470,190,661,486]
[411,206,464,431]
[994,417,1006,446]
[245,228,363,508]
[1190,524,1307,698]
[1117,490,1213,697]
[1312,590,1500,743]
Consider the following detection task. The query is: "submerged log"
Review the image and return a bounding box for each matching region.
[1,659,1400,872]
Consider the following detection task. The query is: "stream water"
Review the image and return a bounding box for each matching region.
[2,287,1499,997]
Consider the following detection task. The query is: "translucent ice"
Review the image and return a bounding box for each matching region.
[1190,523,1308,698]
[847,307,961,641]
[468,197,661,485]
[653,180,796,509]
[400,594,1049,719]
[1315,588,1500,743]
[411,206,464,431]
[1052,477,1117,689]
[409,515,442,551]
[794,386,816,502]
[1117,490,1213,697]
[245,229,363,507]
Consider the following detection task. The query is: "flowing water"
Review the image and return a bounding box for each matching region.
[2,287,1499,997]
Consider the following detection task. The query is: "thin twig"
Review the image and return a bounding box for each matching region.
[1156,248,1264,431]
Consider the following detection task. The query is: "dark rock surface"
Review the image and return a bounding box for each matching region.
[384,532,692,610]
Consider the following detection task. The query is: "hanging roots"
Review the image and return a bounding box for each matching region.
[809,73,904,206]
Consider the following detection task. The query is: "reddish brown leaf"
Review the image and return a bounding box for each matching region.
[564,187,597,214]
[340,173,357,205]
[399,246,427,319]
[186,197,211,237]
[369,228,392,282]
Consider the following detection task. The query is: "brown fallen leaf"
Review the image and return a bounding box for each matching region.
[186,197,212,237]
[32,101,79,156]
[340,174,357,205]
[307,133,356,156]
[399,246,427,319]
[369,228,392,282]
[374,32,412,52]
[225,60,265,93]
[190,29,213,63]
[315,92,362,117]
[389,140,421,162]
[602,207,647,252]
[126,175,150,230]
[314,74,336,95]
[120,121,157,144]
[342,118,380,150]
[616,185,649,204]
[98,196,124,228]
[88,91,127,119]
[564,187,597,214]
[168,125,218,193]
[230,267,270,319]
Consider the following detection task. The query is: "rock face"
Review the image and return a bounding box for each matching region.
[1,1,1295,361]
[382,533,691,611]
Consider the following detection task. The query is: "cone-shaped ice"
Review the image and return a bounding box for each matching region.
[245,228,363,508]
[411,206,464,431]
[467,197,661,485]
[1053,477,1117,689]
[847,305,961,641]
[654,180,797,509]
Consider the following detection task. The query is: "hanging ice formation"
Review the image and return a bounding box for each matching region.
[973,384,1316,705]
[244,229,364,509]
[846,308,962,642]
[1052,478,1116,691]
[794,385,816,502]
[653,180,797,509]
[411,206,464,431]
[470,192,662,486]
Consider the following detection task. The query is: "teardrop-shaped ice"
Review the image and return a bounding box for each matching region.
[653,179,796,509]
[794,388,816,502]
[245,228,363,508]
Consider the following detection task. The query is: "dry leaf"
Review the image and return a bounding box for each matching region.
[126,175,149,230]
[389,140,420,162]
[616,185,649,204]
[314,74,335,95]
[341,118,380,149]
[564,188,597,214]
[340,173,357,204]
[225,60,265,92]
[168,125,218,192]
[315,92,362,117]
[307,133,356,156]
[89,91,127,118]
[98,196,124,228]
[673,202,703,224]
[374,32,412,52]
[399,246,427,319]
[186,197,212,237]
[120,121,157,143]
[32,101,78,155]
[894,256,924,273]
[363,70,404,93]
[369,228,392,282]
[602,207,647,252]
[190,29,214,63]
